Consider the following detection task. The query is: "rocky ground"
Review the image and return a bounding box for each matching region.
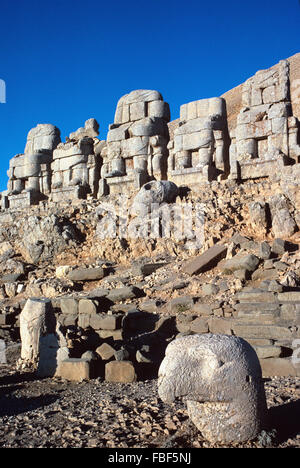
[0,345,299,449]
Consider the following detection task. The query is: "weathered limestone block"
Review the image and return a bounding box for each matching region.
[269,194,296,238]
[158,334,268,444]
[101,90,170,194]
[51,137,97,198]
[230,59,300,179]
[18,298,56,368]
[182,244,228,276]
[7,124,61,206]
[248,201,268,235]
[169,97,229,184]
[49,118,101,200]
[105,361,137,383]
[37,323,69,378]
[68,118,99,140]
[56,358,91,381]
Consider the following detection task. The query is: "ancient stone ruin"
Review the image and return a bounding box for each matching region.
[6,124,61,208]
[230,60,300,180]
[168,97,229,185]
[1,55,300,447]
[102,90,170,195]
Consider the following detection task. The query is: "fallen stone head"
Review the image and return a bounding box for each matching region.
[158,333,268,444]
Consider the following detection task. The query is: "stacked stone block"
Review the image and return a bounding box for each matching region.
[7,124,61,208]
[102,90,170,194]
[230,60,300,179]
[168,97,229,185]
[51,119,100,201]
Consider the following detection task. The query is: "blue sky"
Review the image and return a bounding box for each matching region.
[0,0,299,191]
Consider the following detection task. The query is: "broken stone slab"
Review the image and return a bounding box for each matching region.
[278,292,300,302]
[251,269,278,281]
[271,238,286,256]
[274,261,289,271]
[191,303,213,316]
[221,254,259,275]
[106,286,143,303]
[78,314,90,329]
[207,317,234,335]
[97,329,122,340]
[202,283,220,296]
[67,267,105,282]
[246,338,274,347]
[114,348,130,361]
[190,317,209,334]
[56,358,91,381]
[231,233,250,247]
[78,299,99,315]
[90,314,122,330]
[233,301,280,313]
[0,273,24,283]
[235,290,277,303]
[96,343,115,361]
[182,244,227,276]
[260,358,299,377]
[131,262,168,277]
[105,360,137,383]
[254,345,282,359]
[60,298,79,317]
[257,242,272,260]
[139,299,165,313]
[280,303,300,321]
[58,314,77,327]
[233,324,293,340]
[265,280,283,293]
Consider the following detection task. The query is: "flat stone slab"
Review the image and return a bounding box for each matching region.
[105,361,137,383]
[182,244,227,276]
[278,292,300,302]
[260,358,300,377]
[106,286,142,303]
[254,345,282,359]
[235,290,277,303]
[131,263,168,277]
[67,267,105,282]
[56,359,91,381]
[90,314,122,330]
[233,324,293,340]
[221,254,259,274]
